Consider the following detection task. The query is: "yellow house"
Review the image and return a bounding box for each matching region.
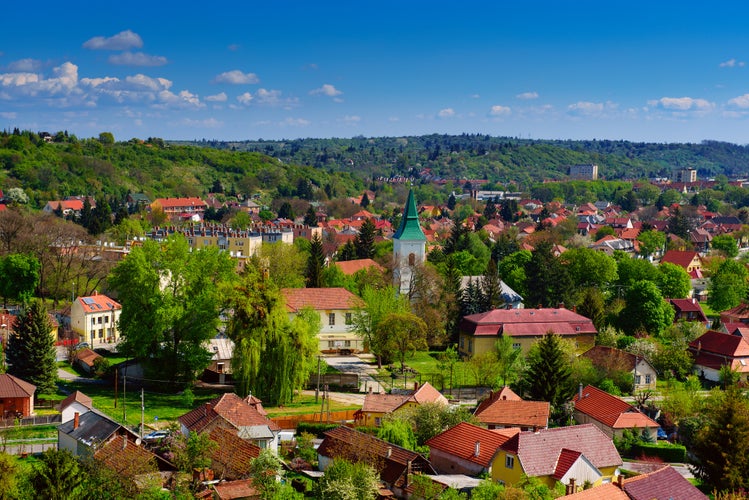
[492,424,622,490]
[355,382,447,427]
[70,293,121,345]
[1,311,59,344]
[459,307,597,357]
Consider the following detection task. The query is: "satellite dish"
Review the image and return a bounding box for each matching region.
[135,438,142,446]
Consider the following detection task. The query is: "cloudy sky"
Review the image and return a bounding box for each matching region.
[2,1,749,143]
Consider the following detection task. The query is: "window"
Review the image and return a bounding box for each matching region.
[459,337,464,349]
[635,375,641,384]
[344,340,351,347]
[104,316,109,323]
[512,343,521,350]
[345,313,352,325]
[91,317,96,326]
[98,317,103,324]
[408,253,416,266]
[374,417,381,426]
[328,313,335,326]
[505,455,514,469]
[328,341,335,348]
[217,363,224,374]
[99,329,104,339]
[645,374,651,384]
[468,340,473,353]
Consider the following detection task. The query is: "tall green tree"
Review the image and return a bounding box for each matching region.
[354,218,377,259]
[657,262,691,298]
[0,452,21,500]
[226,264,319,405]
[351,285,409,368]
[618,280,674,337]
[0,253,40,306]
[305,234,325,288]
[708,259,749,312]
[637,230,666,259]
[493,335,524,388]
[317,458,379,500]
[377,312,428,371]
[523,333,574,420]
[561,247,618,292]
[525,241,573,308]
[303,205,317,227]
[712,234,739,258]
[30,449,84,500]
[107,235,236,383]
[692,388,749,492]
[6,299,57,393]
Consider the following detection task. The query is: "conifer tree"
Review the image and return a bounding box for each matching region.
[338,240,357,261]
[354,218,376,259]
[447,192,456,211]
[305,234,325,288]
[6,299,57,394]
[360,192,370,208]
[523,332,574,421]
[303,205,317,227]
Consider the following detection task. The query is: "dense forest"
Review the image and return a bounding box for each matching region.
[3,129,749,210]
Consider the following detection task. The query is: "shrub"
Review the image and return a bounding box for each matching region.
[633,442,687,462]
[295,422,339,437]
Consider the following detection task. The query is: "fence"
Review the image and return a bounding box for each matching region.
[271,409,359,430]
[0,414,61,429]
[305,373,359,390]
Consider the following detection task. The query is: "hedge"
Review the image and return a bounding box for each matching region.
[632,442,687,462]
[295,422,340,437]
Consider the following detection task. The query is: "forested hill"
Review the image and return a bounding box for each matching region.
[176,135,749,186]
[3,129,749,209]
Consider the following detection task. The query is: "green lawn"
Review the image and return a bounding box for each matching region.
[375,351,477,391]
[0,424,58,441]
[263,394,359,417]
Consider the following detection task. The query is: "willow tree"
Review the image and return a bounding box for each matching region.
[226,264,318,405]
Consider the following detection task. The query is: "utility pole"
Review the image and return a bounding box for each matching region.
[140,388,145,440]
[123,375,126,423]
[315,356,321,403]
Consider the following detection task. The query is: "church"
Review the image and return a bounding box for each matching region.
[392,189,427,295]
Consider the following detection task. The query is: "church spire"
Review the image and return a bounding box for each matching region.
[393,189,426,241]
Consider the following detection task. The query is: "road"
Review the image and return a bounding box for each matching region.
[323,354,385,395]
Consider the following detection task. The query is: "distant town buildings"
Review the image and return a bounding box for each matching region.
[569,164,599,180]
[674,167,697,183]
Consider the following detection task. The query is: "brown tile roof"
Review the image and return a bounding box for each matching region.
[209,427,261,480]
[426,422,519,468]
[74,348,103,368]
[573,385,658,430]
[212,479,259,500]
[0,373,36,398]
[60,390,93,411]
[334,258,385,276]
[560,482,629,499]
[623,465,707,500]
[318,426,435,487]
[77,294,121,313]
[93,435,157,478]
[500,424,622,478]
[281,287,364,312]
[581,346,637,373]
[178,393,280,434]
[474,399,550,429]
[461,307,597,337]
[361,382,446,414]
[474,386,522,415]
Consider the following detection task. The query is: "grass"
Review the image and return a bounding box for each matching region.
[0,424,58,441]
[263,394,359,417]
[375,351,478,391]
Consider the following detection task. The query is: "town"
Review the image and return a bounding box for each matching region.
[1,130,745,500]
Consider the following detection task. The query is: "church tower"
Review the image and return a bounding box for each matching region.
[393,189,427,295]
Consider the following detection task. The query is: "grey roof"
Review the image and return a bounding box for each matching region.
[460,276,524,304]
[207,338,233,361]
[58,410,121,447]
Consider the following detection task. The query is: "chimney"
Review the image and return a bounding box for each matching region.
[387,446,392,458]
[73,412,80,429]
[616,474,624,489]
[474,441,480,457]
[578,383,583,400]
[414,382,419,391]
[122,434,127,450]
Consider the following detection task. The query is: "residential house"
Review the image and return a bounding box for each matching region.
[473,386,550,431]
[71,293,122,345]
[150,197,208,221]
[147,224,264,258]
[560,465,706,499]
[590,236,636,255]
[660,250,703,274]
[317,426,436,498]
[43,197,95,217]
[73,348,103,374]
[0,373,35,418]
[493,424,622,489]
[667,298,709,326]
[125,193,151,212]
[94,434,174,485]
[572,385,659,441]
[203,338,234,384]
[719,302,749,325]
[208,426,261,480]
[178,393,280,452]
[281,287,364,354]
[689,330,749,383]
[58,390,93,424]
[581,346,657,391]
[334,258,385,276]
[209,479,260,500]
[58,408,141,458]
[1,310,59,344]
[426,422,519,476]
[459,307,597,357]
[355,382,447,427]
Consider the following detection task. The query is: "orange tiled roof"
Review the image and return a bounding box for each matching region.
[426,422,519,468]
[178,393,280,433]
[335,259,385,276]
[60,390,93,411]
[77,294,121,314]
[573,385,658,430]
[73,348,103,368]
[94,435,157,478]
[213,479,259,500]
[474,386,522,415]
[209,427,261,479]
[282,287,364,312]
[475,399,550,429]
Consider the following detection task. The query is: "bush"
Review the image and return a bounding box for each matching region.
[295,422,339,437]
[633,442,687,462]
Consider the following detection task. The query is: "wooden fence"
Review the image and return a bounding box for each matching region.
[271,409,359,430]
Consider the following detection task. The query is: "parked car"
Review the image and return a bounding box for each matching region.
[73,342,90,350]
[143,430,169,441]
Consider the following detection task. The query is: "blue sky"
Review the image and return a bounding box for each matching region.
[3,1,749,144]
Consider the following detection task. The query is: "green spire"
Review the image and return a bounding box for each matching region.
[393,189,427,241]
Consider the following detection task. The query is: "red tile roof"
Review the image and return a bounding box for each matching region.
[77,294,121,313]
[474,387,522,415]
[690,330,749,358]
[573,385,658,430]
[500,424,622,478]
[212,479,259,500]
[74,348,103,368]
[660,250,700,270]
[281,287,364,312]
[334,258,385,276]
[178,393,280,433]
[60,390,93,411]
[209,427,261,479]
[93,435,157,478]
[426,422,519,468]
[623,465,707,500]
[474,399,550,429]
[0,373,36,398]
[561,482,629,499]
[581,346,638,372]
[552,448,582,480]
[461,307,597,337]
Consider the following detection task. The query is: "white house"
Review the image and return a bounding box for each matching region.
[70,293,122,345]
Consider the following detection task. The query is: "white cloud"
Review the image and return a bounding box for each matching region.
[83,30,143,50]
[720,58,746,68]
[310,83,342,97]
[489,105,511,116]
[0,111,16,119]
[648,96,713,112]
[0,62,79,100]
[728,94,749,108]
[213,70,259,84]
[255,88,282,105]
[205,92,227,102]
[108,52,168,67]
[567,100,618,117]
[155,89,203,109]
[438,108,455,118]
[471,94,481,99]
[280,117,310,126]
[7,59,42,72]
[176,117,222,128]
[237,92,253,104]
[388,116,400,122]
[516,91,539,100]
[339,115,361,124]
